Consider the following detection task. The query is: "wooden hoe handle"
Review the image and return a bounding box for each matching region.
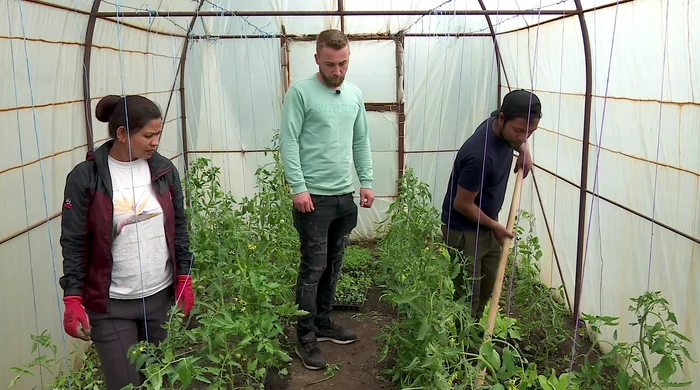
[473,169,523,387]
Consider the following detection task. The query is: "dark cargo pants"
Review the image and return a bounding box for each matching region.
[292,193,358,340]
[442,224,502,321]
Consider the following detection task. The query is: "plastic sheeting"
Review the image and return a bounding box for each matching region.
[498,0,699,385]
[1,1,185,386]
[1,2,91,386]
[404,35,498,214]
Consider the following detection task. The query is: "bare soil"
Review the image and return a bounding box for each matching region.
[264,287,397,390]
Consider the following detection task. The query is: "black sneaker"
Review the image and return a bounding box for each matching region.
[295,334,326,370]
[316,321,357,344]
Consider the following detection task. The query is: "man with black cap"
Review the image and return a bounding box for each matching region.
[441,89,541,322]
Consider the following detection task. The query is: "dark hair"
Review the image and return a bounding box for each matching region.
[316,29,349,53]
[95,95,162,138]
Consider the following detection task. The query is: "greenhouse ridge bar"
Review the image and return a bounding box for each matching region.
[94,9,579,17]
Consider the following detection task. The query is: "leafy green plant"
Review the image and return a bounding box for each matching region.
[577,291,694,390]
[342,245,374,272]
[374,169,529,389]
[537,369,580,390]
[8,330,103,390]
[335,271,371,305]
[500,210,572,367]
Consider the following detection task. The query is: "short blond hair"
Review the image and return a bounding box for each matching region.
[316,29,349,53]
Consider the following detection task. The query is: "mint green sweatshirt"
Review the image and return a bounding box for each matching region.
[280,74,373,196]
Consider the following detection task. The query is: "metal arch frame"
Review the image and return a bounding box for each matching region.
[572,0,594,321]
[81,0,204,159]
[78,3,594,320]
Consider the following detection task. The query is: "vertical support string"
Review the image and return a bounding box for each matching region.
[15,0,72,385]
[549,2,567,289]
[646,0,671,292]
[114,0,151,346]
[6,1,46,386]
[567,1,621,387]
[506,0,543,319]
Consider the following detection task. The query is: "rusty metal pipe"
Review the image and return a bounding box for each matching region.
[572,0,594,321]
[82,0,101,154]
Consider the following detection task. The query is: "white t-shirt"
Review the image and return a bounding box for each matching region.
[107,155,173,299]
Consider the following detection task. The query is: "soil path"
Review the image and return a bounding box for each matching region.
[266,287,397,390]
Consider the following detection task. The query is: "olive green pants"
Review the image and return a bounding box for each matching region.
[441,224,502,321]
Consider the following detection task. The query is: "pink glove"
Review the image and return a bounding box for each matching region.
[63,296,91,341]
[175,275,194,315]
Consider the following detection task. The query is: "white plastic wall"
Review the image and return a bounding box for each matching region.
[0,0,185,386]
[497,0,700,385]
[1,2,91,387]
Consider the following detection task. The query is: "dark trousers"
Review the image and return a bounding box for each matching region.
[292,193,358,340]
[442,225,502,321]
[86,287,174,390]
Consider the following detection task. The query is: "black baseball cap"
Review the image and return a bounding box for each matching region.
[490,89,542,120]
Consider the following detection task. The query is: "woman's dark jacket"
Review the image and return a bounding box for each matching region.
[58,140,193,313]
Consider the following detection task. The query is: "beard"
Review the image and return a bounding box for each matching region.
[320,71,344,88]
[509,140,524,150]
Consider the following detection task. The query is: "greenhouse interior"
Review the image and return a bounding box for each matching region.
[1,0,698,389]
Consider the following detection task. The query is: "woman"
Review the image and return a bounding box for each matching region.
[58,94,195,389]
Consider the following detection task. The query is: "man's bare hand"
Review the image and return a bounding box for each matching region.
[359,188,374,208]
[514,144,533,178]
[492,223,515,246]
[293,191,314,213]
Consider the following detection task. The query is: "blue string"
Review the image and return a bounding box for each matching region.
[646,0,671,293]
[549,4,567,289]
[167,0,198,324]
[506,0,544,319]
[194,7,227,306]
[214,2,234,195]
[6,1,45,387]
[15,0,72,386]
[566,2,621,388]
[114,1,151,345]
[205,1,276,38]
[243,39,260,153]
[429,14,453,197]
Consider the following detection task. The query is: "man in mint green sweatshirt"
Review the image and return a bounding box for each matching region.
[280,29,374,371]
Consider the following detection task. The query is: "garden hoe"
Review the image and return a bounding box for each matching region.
[473,168,523,388]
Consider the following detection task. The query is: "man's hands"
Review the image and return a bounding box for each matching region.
[359,188,374,208]
[491,223,515,246]
[293,188,374,213]
[293,191,314,213]
[514,143,533,178]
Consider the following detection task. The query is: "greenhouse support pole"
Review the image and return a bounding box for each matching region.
[280,25,291,93]
[338,0,345,32]
[396,34,406,188]
[476,0,510,106]
[572,0,594,321]
[82,0,102,154]
[177,0,206,170]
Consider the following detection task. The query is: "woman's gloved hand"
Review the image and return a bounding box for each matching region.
[63,296,92,341]
[175,275,194,315]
